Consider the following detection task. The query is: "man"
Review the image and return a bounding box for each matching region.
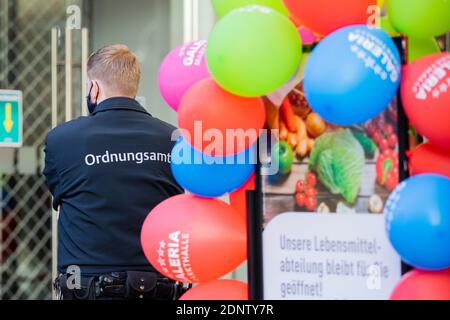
[43,44,184,300]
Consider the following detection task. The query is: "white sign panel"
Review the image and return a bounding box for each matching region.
[263,213,401,300]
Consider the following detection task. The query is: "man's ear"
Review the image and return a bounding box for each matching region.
[90,80,100,102]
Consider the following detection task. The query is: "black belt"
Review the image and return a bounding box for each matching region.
[54,271,189,300]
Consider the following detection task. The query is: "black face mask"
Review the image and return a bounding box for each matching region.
[86,82,98,114]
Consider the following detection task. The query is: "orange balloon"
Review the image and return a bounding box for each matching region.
[178,78,265,156]
[390,269,450,300]
[141,194,246,283]
[229,173,255,217]
[283,0,377,36]
[180,279,248,300]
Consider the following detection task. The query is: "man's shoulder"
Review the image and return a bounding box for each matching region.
[45,114,178,146]
[148,116,178,137]
[45,116,91,146]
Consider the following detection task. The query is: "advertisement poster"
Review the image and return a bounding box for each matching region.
[260,53,403,300]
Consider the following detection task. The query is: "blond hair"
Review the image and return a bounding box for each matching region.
[87,44,141,97]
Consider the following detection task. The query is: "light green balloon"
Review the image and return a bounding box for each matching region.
[211,0,289,18]
[380,16,399,35]
[206,6,302,97]
[408,37,441,62]
[387,0,450,37]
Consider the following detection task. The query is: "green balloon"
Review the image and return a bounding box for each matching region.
[408,37,441,62]
[380,16,399,35]
[211,0,288,18]
[387,0,450,37]
[206,6,302,97]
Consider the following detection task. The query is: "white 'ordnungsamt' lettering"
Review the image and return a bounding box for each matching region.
[85,150,171,166]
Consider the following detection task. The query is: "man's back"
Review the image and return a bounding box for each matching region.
[44,97,183,276]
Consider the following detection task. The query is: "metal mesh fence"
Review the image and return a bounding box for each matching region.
[0,0,87,300]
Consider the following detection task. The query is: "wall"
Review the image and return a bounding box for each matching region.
[91,0,216,126]
[91,0,176,124]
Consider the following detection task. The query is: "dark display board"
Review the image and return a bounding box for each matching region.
[247,38,410,300]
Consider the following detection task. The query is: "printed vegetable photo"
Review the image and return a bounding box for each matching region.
[262,74,400,223]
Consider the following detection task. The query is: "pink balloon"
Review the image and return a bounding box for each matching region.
[298,26,318,45]
[158,40,210,111]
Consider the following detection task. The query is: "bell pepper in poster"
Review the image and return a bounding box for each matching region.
[376,149,399,191]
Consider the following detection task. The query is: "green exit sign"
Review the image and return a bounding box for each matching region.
[0,90,22,148]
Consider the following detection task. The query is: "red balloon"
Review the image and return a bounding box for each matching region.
[408,142,450,178]
[178,78,265,156]
[229,173,255,217]
[390,269,450,300]
[401,53,450,150]
[283,0,377,36]
[141,194,246,283]
[179,279,248,300]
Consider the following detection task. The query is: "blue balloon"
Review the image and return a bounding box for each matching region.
[384,174,450,270]
[171,137,255,198]
[304,25,401,126]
